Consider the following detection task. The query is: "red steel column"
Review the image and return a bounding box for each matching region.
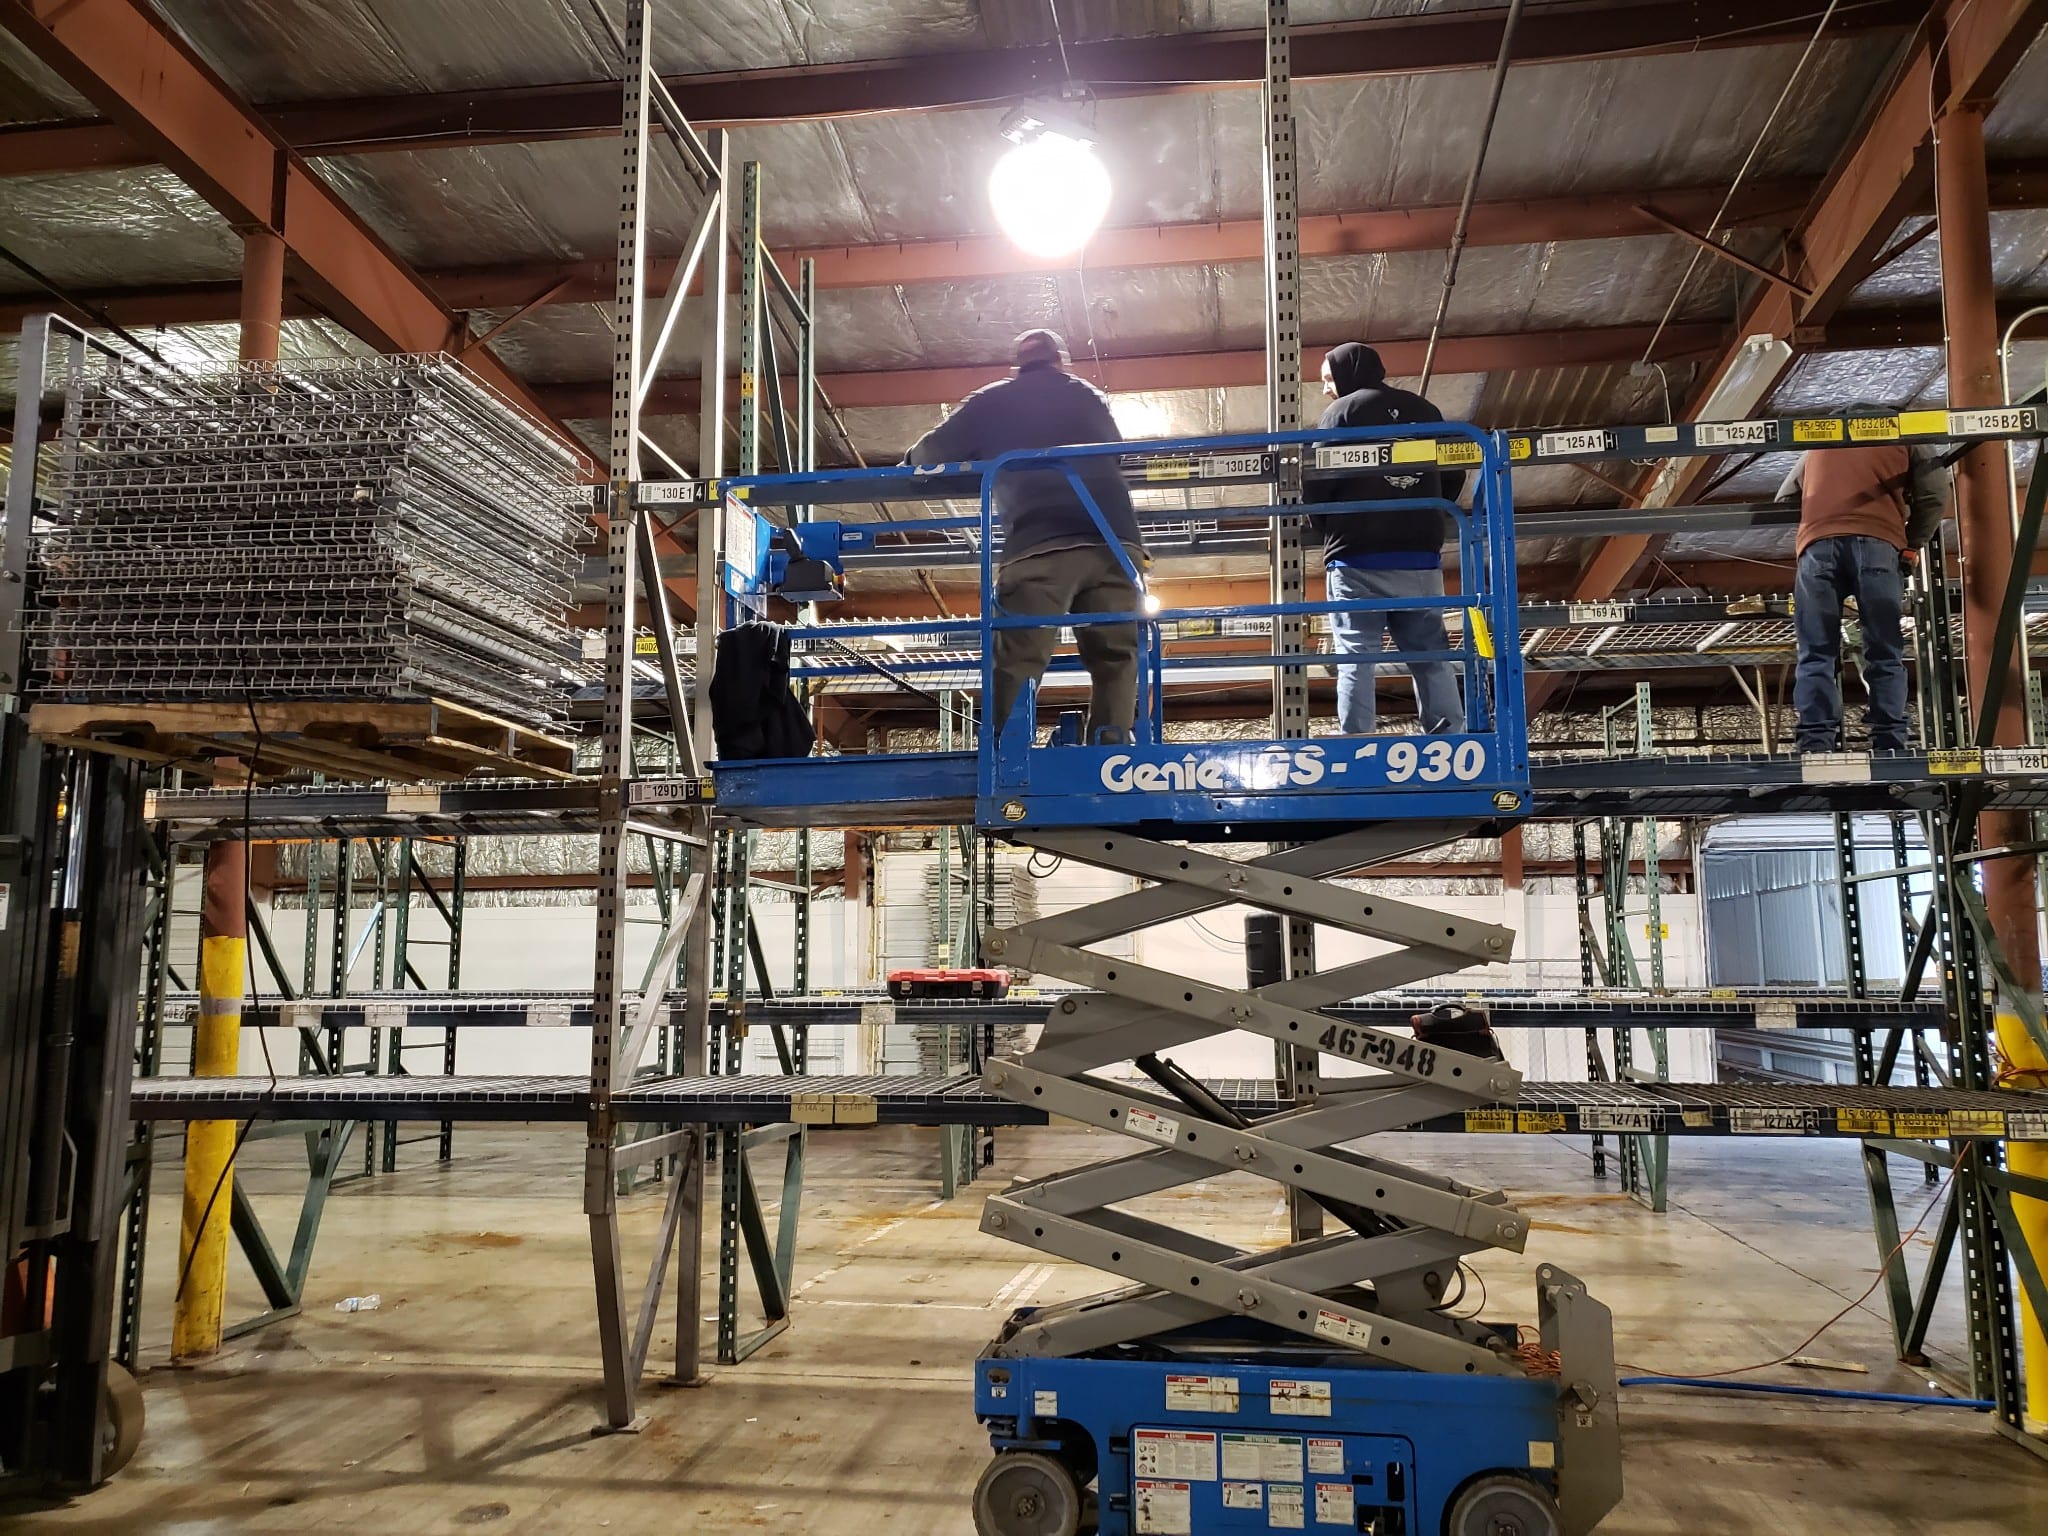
[1936,101,2047,1432]
[171,229,283,1359]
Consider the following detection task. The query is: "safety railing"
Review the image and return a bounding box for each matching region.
[709,422,1528,831]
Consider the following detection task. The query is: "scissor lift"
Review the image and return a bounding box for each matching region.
[700,423,1617,1535]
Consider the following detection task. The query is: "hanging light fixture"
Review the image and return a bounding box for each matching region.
[989,105,1111,260]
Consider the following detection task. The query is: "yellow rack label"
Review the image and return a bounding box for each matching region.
[1893,1112,1948,1140]
[1508,436,1533,461]
[1792,418,1844,443]
[791,1092,879,1126]
[1949,1109,2006,1137]
[1464,1109,1515,1133]
[1390,441,1436,465]
[1517,1111,1567,1134]
[1437,440,1484,466]
[1927,749,1983,775]
[1897,409,1948,437]
[1177,617,1221,638]
[1836,1108,1891,1136]
[1682,1109,1713,1128]
[1847,416,1900,442]
[634,634,659,655]
[1145,458,1197,481]
[1468,608,1495,660]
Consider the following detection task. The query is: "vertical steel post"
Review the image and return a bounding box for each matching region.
[172,228,282,1360]
[1937,100,2046,1436]
[738,162,764,481]
[117,828,175,1370]
[301,835,322,996]
[586,0,654,1430]
[674,124,731,1389]
[794,254,817,997]
[440,840,465,1160]
[1262,0,1320,1242]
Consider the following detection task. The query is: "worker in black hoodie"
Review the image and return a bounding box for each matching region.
[906,330,1146,744]
[1307,342,1465,735]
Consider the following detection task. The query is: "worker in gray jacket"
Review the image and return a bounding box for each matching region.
[906,330,1147,744]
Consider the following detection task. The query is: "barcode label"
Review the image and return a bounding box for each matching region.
[1951,407,2038,436]
[635,481,700,505]
[626,777,711,806]
[1695,420,1775,449]
[1985,748,2048,773]
[1581,1108,1659,1133]
[1568,601,1628,624]
[1198,453,1267,478]
[1536,429,1612,457]
[1315,444,1390,469]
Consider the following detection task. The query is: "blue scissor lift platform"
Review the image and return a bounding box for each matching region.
[711,424,1618,1536]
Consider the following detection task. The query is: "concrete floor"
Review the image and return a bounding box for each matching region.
[9,1123,2048,1533]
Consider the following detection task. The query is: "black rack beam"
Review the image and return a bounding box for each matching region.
[159,988,1946,1034]
[142,750,2048,839]
[126,1073,2048,1142]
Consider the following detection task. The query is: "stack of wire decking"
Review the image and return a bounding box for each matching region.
[29,353,590,731]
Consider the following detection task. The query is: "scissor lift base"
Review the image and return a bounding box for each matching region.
[974,1317,1579,1536]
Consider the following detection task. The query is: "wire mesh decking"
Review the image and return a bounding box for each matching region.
[29,354,592,731]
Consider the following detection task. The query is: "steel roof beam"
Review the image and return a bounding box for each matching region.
[1542,0,2048,702]
[537,323,1730,418]
[529,303,2048,417]
[10,164,2047,341]
[0,1,1923,177]
[0,179,1835,333]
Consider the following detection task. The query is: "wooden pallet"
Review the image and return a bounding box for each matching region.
[26,698,580,784]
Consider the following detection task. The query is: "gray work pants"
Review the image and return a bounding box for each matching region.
[991,543,1140,741]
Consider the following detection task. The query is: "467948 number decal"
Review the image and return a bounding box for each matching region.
[1384,739,1486,784]
[1317,1025,1437,1077]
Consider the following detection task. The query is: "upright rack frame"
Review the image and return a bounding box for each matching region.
[586,0,727,1427]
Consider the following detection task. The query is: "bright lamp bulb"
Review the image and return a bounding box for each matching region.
[989,134,1111,259]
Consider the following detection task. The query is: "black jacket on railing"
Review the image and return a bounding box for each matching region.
[710,621,813,761]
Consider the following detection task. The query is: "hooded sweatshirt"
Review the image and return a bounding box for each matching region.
[904,361,1145,563]
[1306,342,1465,569]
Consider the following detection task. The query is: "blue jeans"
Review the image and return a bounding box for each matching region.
[1795,535,1909,752]
[1327,563,1463,735]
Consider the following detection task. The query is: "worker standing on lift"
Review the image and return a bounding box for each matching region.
[1307,343,1465,736]
[1780,410,1947,754]
[906,329,1147,745]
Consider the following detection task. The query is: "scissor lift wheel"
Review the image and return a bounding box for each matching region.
[973,1450,1085,1536]
[1448,1474,1563,1536]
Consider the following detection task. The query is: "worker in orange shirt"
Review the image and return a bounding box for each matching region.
[1780,414,1947,753]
